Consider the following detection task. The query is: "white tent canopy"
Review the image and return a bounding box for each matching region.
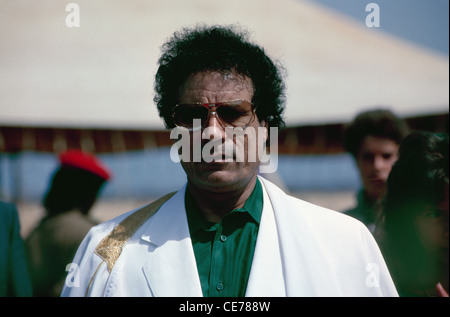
[0,0,448,130]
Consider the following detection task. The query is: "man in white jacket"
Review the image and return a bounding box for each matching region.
[61,25,397,297]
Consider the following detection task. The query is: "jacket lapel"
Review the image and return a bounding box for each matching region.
[140,186,203,297]
[245,177,286,296]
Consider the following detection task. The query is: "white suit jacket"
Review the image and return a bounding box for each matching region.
[61,177,398,297]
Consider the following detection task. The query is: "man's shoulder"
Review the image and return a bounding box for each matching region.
[260,176,368,233]
[77,209,134,256]
[289,194,365,230]
[84,192,178,246]
[342,205,367,224]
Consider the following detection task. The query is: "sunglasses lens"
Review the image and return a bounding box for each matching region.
[218,100,254,127]
[217,104,247,125]
[173,100,254,130]
[174,104,209,129]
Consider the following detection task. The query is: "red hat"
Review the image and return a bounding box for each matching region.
[59,149,111,180]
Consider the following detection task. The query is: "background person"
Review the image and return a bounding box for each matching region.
[25,149,110,297]
[342,109,409,233]
[0,201,32,297]
[379,131,449,297]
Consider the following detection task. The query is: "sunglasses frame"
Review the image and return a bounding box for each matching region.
[172,99,256,131]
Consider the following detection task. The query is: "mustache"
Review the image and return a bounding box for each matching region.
[200,139,236,161]
[177,127,262,163]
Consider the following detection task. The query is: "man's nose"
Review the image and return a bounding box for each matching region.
[373,155,385,170]
[202,112,226,139]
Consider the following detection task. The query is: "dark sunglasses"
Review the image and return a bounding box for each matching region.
[172,99,256,131]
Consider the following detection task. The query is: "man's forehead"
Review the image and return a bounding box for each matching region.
[359,135,399,153]
[179,70,254,101]
[183,71,253,90]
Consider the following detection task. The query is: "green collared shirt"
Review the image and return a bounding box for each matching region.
[185,179,263,297]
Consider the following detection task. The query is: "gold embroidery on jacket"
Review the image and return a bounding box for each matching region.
[85,192,175,296]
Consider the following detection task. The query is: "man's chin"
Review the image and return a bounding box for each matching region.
[189,169,248,192]
[201,169,239,186]
[182,160,258,191]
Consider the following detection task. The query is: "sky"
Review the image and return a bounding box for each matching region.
[310,0,449,56]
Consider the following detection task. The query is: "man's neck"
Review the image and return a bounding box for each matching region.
[362,189,383,205]
[187,175,258,223]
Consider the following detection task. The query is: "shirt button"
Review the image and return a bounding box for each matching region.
[220,234,227,242]
[216,282,224,292]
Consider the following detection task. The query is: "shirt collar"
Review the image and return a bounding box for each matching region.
[185,178,263,233]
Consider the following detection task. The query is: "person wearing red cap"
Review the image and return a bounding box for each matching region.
[25,150,111,297]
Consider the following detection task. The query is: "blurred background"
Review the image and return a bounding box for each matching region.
[1,0,448,237]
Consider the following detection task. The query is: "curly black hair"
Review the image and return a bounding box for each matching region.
[380,131,449,295]
[343,109,410,157]
[154,24,286,131]
[385,131,449,210]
